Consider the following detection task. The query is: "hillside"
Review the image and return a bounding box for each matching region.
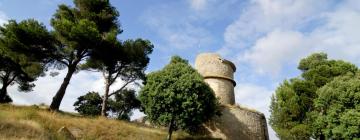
[0,104,208,140]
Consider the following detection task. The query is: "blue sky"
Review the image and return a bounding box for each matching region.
[1,0,360,139]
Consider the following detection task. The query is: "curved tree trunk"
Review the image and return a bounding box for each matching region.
[50,65,76,110]
[101,75,111,116]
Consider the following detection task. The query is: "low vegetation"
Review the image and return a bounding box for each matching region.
[0,104,200,140]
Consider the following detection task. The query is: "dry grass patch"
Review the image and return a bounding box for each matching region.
[0,104,193,140]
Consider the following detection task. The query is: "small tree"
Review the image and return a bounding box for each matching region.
[0,19,55,103]
[74,91,103,116]
[139,56,220,140]
[108,89,141,120]
[74,90,140,120]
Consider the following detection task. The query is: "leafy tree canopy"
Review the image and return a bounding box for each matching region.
[81,36,153,116]
[270,53,358,139]
[74,90,140,120]
[298,52,358,87]
[139,56,220,140]
[108,89,141,120]
[0,19,55,103]
[50,0,121,110]
[312,73,360,139]
[74,91,103,116]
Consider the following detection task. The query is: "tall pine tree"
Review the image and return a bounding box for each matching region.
[49,0,121,110]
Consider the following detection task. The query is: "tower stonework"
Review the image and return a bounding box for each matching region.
[195,53,236,105]
[195,53,269,140]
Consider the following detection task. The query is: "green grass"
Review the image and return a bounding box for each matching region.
[0,104,201,140]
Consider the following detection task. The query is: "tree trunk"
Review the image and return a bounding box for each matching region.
[50,65,76,111]
[0,84,8,103]
[167,118,174,140]
[101,74,111,116]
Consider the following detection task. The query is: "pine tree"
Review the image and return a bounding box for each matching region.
[49,0,121,110]
[0,19,55,103]
[270,53,358,139]
[83,39,153,116]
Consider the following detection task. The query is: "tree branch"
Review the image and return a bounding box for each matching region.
[110,67,123,85]
[108,79,136,97]
[57,59,69,67]
[6,73,17,85]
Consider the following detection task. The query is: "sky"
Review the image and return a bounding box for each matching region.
[1,0,360,139]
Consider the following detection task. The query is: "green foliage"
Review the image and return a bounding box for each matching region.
[312,73,360,139]
[74,90,140,120]
[51,0,120,57]
[270,79,314,139]
[80,17,153,116]
[0,19,55,103]
[84,38,153,83]
[51,0,120,67]
[298,53,358,87]
[109,89,141,120]
[74,91,103,116]
[139,56,220,136]
[50,0,121,110]
[270,53,358,139]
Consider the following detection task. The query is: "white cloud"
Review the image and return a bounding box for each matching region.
[226,2,360,138]
[311,1,360,61]
[9,70,141,113]
[0,11,8,26]
[189,0,207,11]
[235,83,273,119]
[222,0,360,75]
[142,0,244,52]
[9,70,101,112]
[240,30,310,75]
[221,0,329,53]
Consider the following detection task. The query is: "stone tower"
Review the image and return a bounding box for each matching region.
[195,53,236,105]
[195,53,269,140]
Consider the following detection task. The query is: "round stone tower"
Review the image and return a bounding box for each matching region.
[195,53,269,140]
[195,53,236,105]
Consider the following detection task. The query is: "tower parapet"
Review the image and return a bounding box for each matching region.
[195,53,236,105]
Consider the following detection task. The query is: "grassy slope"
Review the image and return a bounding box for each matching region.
[0,104,194,140]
